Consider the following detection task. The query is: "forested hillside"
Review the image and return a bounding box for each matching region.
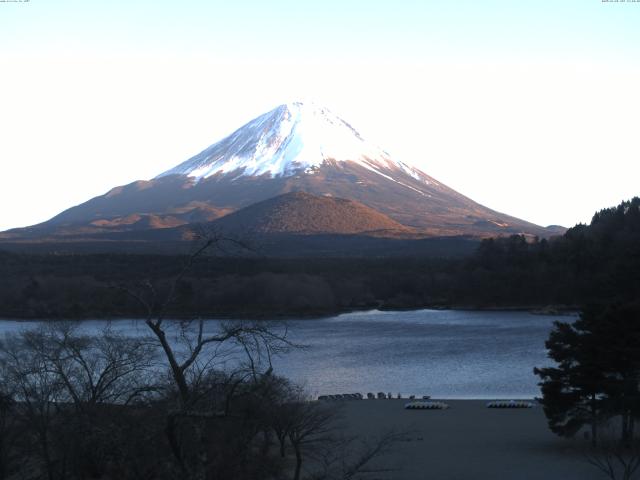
[0,198,637,319]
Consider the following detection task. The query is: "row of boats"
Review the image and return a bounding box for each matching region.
[405,400,536,410]
[317,392,431,401]
[317,394,535,410]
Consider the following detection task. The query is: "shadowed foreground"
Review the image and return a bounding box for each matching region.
[338,400,601,479]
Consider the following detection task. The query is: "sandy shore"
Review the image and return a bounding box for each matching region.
[336,399,602,480]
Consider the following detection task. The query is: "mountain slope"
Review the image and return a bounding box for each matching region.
[1,101,559,243]
[210,191,413,235]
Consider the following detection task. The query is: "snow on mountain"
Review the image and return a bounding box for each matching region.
[156,102,427,183]
[0,100,557,244]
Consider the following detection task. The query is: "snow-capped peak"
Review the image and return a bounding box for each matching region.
[156,102,423,181]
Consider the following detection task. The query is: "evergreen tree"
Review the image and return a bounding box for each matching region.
[535,302,640,445]
[584,303,640,446]
[534,317,607,445]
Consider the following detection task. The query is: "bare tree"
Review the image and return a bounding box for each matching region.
[0,389,16,480]
[0,323,160,480]
[119,234,292,407]
[268,378,303,459]
[288,400,340,480]
[117,233,296,479]
[0,334,66,480]
[276,392,404,480]
[310,429,406,480]
[20,322,158,409]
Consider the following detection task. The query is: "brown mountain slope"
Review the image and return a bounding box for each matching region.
[210,191,414,236]
[6,159,555,241]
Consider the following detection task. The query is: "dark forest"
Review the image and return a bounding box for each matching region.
[1,197,638,320]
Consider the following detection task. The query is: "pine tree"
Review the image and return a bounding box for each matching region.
[535,302,640,446]
[534,317,607,445]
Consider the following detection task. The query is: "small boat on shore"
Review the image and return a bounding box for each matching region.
[405,401,449,410]
[486,400,534,408]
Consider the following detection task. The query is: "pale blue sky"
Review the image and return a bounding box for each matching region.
[3,1,639,60]
[1,1,639,230]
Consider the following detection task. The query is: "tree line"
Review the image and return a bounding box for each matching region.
[1,198,637,319]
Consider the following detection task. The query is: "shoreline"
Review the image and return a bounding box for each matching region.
[0,304,579,322]
[318,396,541,402]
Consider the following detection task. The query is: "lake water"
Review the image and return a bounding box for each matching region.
[0,309,576,399]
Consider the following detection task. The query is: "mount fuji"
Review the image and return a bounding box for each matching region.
[1,102,557,250]
[157,102,425,183]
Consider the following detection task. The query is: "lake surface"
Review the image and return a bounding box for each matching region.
[0,309,576,399]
